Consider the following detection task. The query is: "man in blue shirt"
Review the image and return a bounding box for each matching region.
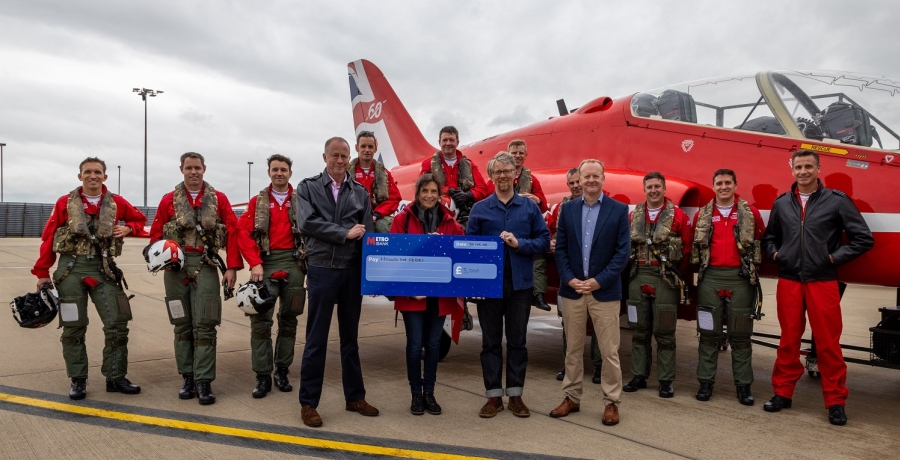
[467,151,550,419]
[550,159,630,426]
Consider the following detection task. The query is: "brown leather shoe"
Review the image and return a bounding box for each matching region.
[345,399,380,416]
[602,403,619,426]
[507,396,530,418]
[301,405,322,427]
[478,397,504,418]
[549,396,580,418]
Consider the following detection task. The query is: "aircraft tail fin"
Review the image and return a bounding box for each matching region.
[348,59,435,168]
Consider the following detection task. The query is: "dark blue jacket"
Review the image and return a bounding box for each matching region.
[555,196,630,302]
[467,192,550,291]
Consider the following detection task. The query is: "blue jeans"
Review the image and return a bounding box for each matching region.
[401,298,445,394]
[299,266,365,408]
[476,285,532,398]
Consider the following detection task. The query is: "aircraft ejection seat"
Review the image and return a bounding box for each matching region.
[735,116,785,135]
[631,92,659,117]
[656,89,697,123]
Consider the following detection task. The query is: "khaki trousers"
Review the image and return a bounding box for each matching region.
[561,294,622,405]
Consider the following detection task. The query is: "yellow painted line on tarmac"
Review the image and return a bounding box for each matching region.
[0,392,493,460]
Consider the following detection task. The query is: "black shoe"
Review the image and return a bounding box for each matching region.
[659,381,674,398]
[106,377,141,395]
[179,374,195,400]
[532,293,551,311]
[763,395,792,412]
[556,368,566,381]
[736,385,755,406]
[252,374,272,399]
[410,393,424,415]
[69,378,87,400]
[197,380,216,405]
[623,376,647,392]
[274,367,293,392]
[423,392,442,415]
[696,382,713,401]
[592,367,602,384]
[828,404,847,426]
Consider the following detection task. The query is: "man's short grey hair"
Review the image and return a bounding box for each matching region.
[487,151,516,175]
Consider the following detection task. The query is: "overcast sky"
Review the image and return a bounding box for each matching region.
[1,0,898,205]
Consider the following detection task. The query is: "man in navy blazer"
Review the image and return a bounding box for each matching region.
[549,159,630,426]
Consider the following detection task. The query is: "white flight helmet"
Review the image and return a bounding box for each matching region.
[147,239,185,273]
[235,282,276,315]
[440,195,460,218]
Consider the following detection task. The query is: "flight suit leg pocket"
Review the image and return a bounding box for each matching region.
[626,300,646,329]
[287,287,306,315]
[58,296,88,328]
[165,296,191,326]
[200,295,222,327]
[115,293,133,322]
[696,305,722,334]
[730,311,754,336]
[655,304,677,334]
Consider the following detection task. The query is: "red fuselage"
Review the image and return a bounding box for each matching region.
[388,95,898,287]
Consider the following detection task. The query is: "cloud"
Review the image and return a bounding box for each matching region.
[488,106,536,128]
[0,0,898,205]
[178,109,214,128]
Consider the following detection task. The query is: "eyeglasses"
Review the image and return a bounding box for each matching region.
[491,168,516,176]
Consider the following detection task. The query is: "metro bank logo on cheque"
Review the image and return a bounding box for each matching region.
[366,236,389,246]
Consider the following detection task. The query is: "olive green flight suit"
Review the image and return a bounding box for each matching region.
[627,266,678,381]
[163,254,222,382]
[55,255,132,380]
[248,250,306,374]
[696,267,755,385]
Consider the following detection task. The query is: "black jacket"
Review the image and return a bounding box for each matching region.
[763,180,873,282]
[298,170,373,269]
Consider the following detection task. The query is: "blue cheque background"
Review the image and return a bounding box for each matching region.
[361,233,504,298]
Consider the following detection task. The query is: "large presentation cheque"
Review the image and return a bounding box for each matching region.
[361,233,504,298]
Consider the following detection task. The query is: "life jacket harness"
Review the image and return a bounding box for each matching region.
[52,188,127,290]
[349,158,390,206]
[630,200,687,303]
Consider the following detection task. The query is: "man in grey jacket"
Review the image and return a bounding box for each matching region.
[297,137,377,428]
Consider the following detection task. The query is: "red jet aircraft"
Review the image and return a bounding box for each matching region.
[348,59,898,287]
[348,59,900,368]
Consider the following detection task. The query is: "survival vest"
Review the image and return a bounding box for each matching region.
[252,187,301,254]
[515,167,533,194]
[52,188,122,257]
[162,182,227,251]
[630,200,683,264]
[349,158,390,206]
[430,152,475,192]
[691,198,762,282]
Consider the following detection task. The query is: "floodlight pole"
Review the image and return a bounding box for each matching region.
[0,142,5,202]
[133,88,163,208]
[248,162,254,201]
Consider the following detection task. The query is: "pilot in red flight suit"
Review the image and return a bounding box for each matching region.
[350,131,401,233]
[762,149,873,426]
[419,125,489,230]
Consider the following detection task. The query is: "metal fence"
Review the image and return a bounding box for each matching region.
[0,203,54,237]
[0,203,242,237]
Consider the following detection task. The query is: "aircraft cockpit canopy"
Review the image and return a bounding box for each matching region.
[630,71,900,150]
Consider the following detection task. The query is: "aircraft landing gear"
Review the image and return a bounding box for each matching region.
[719,339,729,352]
[805,356,821,378]
[439,331,451,361]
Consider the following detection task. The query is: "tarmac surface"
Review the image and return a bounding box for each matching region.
[1,238,899,459]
